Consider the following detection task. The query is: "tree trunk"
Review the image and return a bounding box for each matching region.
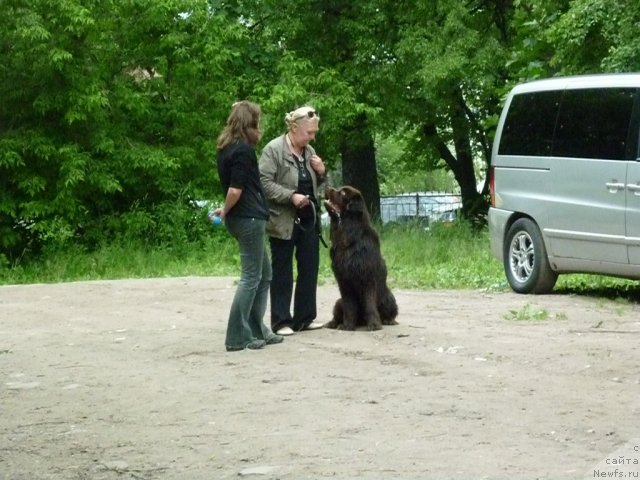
[450,92,488,225]
[421,88,489,226]
[340,113,381,220]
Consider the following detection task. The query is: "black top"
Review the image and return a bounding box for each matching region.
[217,141,270,220]
[295,149,316,221]
[296,153,314,197]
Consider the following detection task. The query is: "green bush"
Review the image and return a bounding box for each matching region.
[2,218,639,301]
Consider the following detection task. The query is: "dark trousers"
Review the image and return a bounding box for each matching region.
[269,221,319,331]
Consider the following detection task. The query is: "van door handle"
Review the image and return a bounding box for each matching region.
[606,181,625,192]
[627,183,640,195]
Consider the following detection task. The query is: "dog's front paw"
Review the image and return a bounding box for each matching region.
[341,320,357,331]
[338,325,355,331]
[324,318,340,329]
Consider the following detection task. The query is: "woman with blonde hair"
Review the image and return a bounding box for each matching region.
[259,105,326,335]
[212,101,283,351]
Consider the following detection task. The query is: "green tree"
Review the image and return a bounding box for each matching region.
[224,0,393,218]
[0,0,259,262]
[4,0,640,268]
[546,0,640,73]
[236,0,518,222]
[381,1,509,222]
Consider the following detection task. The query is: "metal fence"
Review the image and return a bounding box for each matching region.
[380,192,462,225]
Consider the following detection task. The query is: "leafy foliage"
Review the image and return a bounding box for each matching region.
[0,0,261,263]
[547,0,640,73]
[2,0,640,269]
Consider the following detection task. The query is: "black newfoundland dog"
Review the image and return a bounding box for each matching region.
[323,186,398,331]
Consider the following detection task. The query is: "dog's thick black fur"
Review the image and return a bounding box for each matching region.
[323,186,398,331]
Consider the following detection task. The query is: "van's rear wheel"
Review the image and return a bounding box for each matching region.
[504,218,558,294]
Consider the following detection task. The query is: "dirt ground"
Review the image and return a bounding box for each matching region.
[1,276,639,480]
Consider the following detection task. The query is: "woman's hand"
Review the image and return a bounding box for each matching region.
[309,154,325,177]
[291,193,311,209]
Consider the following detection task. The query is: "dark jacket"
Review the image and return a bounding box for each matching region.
[258,134,325,239]
[217,141,270,220]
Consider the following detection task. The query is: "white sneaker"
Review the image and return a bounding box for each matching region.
[304,321,324,331]
[276,326,295,336]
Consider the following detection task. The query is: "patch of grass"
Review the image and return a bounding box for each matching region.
[555,274,639,301]
[2,219,506,288]
[504,304,550,321]
[0,235,241,285]
[1,218,640,305]
[372,221,504,290]
[504,304,569,322]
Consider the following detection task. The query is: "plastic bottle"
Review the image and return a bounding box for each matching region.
[208,210,222,226]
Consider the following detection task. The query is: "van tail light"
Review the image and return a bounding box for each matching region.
[489,166,495,207]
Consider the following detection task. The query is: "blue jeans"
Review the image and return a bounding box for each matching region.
[224,216,273,348]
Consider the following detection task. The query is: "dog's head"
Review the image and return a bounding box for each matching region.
[324,186,367,220]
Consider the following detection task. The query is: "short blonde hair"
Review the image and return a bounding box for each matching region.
[285,106,319,130]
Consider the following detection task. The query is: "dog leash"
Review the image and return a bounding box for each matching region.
[319,231,328,248]
[293,216,329,248]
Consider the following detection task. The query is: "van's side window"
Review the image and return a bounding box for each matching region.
[553,88,635,160]
[498,91,562,157]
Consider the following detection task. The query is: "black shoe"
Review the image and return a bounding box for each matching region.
[265,333,284,345]
[226,339,266,352]
[247,339,266,349]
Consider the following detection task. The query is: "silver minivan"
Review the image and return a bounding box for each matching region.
[489,73,640,293]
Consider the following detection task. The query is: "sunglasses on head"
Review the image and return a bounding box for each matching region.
[294,110,318,121]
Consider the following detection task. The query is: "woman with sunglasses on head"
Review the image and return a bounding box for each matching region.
[212,100,284,351]
[259,106,326,336]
